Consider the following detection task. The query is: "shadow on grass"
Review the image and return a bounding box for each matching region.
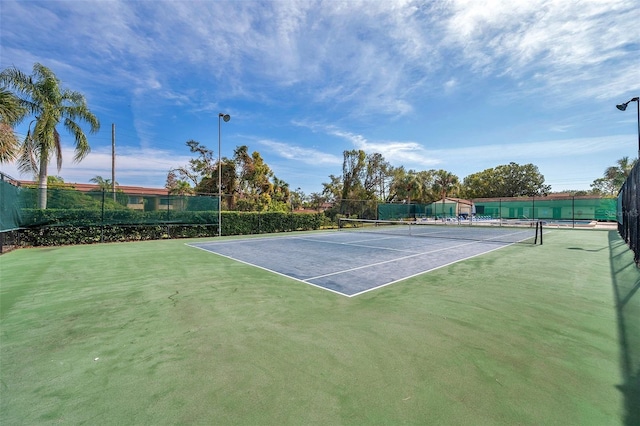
[609,230,640,426]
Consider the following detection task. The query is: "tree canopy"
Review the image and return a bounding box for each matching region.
[590,156,637,195]
[0,87,28,163]
[167,141,293,212]
[461,162,550,198]
[0,63,100,208]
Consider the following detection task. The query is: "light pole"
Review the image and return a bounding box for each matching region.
[616,97,640,160]
[218,113,231,237]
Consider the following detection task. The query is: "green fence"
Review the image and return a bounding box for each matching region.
[377,203,431,220]
[378,197,617,221]
[617,162,639,266]
[473,197,617,221]
[0,180,220,230]
[0,174,324,250]
[0,174,221,234]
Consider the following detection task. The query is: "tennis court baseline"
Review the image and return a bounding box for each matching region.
[188,226,539,296]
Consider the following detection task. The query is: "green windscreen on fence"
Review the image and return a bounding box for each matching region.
[0,177,25,231]
[473,197,617,221]
[426,202,459,218]
[0,182,220,231]
[1,175,619,233]
[378,197,617,222]
[377,203,430,220]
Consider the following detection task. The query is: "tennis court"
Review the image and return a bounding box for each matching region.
[189,221,541,296]
[1,228,636,425]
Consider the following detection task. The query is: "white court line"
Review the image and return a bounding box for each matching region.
[304,240,478,281]
[347,242,513,297]
[187,244,349,297]
[292,236,419,253]
[186,230,526,297]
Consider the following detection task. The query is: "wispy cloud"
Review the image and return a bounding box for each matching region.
[326,129,441,168]
[2,146,192,186]
[258,139,342,165]
[7,0,637,115]
[442,0,638,101]
[2,0,636,193]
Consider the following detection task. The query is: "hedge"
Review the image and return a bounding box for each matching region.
[16,211,324,247]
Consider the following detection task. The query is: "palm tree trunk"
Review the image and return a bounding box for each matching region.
[38,155,48,209]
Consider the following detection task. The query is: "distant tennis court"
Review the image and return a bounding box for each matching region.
[189,220,542,296]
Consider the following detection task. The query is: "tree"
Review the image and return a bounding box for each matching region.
[432,169,459,218]
[291,187,305,211]
[173,140,216,188]
[166,170,194,195]
[233,146,276,211]
[271,176,290,208]
[0,63,100,208]
[461,162,550,198]
[322,174,342,202]
[338,149,371,216]
[170,142,290,211]
[308,192,327,211]
[90,175,117,191]
[0,87,28,163]
[433,169,459,200]
[364,152,393,199]
[88,175,128,206]
[387,168,438,204]
[591,156,637,195]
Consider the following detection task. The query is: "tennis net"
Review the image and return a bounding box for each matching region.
[338,218,543,245]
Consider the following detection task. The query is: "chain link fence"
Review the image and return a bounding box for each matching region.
[618,162,639,266]
[1,171,626,252]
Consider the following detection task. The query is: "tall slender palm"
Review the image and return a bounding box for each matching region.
[434,170,459,218]
[0,87,28,163]
[0,63,100,208]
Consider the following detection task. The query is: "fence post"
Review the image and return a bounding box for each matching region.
[100,190,105,243]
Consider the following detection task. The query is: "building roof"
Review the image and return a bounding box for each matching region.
[433,197,474,206]
[18,181,170,196]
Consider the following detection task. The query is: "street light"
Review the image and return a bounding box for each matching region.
[616,97,640,160]
[218,113,230,237]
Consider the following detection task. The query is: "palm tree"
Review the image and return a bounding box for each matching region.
[0,87,28,163]
[0,63,100,208]
[604,156,636,189]
[90,175,117,191]
[434,170,459,218]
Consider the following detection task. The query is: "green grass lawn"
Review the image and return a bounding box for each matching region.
[1,229,638,425]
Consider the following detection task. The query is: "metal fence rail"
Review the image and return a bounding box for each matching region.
[618,162,640,267]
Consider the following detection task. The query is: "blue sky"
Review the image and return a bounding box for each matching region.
[1,0,638,195]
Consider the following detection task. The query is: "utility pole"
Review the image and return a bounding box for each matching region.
[112,123,116,201]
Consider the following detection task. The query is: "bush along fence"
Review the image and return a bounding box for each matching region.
[14,211,324,247]
[0,173,624,250]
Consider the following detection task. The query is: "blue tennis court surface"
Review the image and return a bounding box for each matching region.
[188,230,534,297]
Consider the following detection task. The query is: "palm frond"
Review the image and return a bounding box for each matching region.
[53,128,63,172]
[0,122,20,163]
[17,130,39,176]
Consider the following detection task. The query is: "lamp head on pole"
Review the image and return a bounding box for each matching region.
[219,113,231,122]
[616,97,640,111]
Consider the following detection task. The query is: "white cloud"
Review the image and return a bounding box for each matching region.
[328,129,441,168]
[442,0,638,101]
[1,145,192,187]
[258,139,342,165]
[3,0,637,195]
[7,0,637,117]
